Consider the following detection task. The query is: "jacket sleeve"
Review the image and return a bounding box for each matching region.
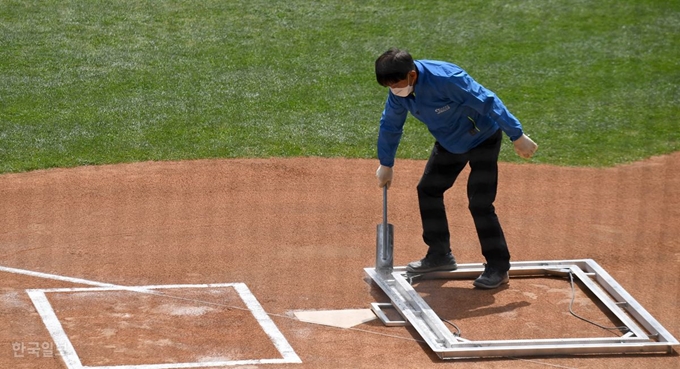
[446,70,524,141]
[377,94,407,167]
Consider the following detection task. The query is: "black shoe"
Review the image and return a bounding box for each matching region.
[473,264,509,289]
[406,253,457,273]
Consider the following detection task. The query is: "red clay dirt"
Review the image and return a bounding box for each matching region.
[1,155,678,369]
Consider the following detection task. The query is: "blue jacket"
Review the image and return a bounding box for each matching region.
[378,60,524,167]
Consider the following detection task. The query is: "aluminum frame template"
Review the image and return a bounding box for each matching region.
[365,259,678,359]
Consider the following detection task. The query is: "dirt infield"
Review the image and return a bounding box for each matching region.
[1,155,678,369]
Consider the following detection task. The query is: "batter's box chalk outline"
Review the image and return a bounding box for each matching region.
[26,283,302,369]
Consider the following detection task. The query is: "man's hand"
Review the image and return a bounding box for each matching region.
[376,165,393,188]
[513,134,538,159]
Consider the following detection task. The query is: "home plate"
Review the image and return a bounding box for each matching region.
[293,309,377,328]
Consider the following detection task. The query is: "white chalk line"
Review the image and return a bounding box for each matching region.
[2,265,301,368]
[0,265,117,288]
[27,290,83,368]
[1,265,258,313]
[83,358,296,369]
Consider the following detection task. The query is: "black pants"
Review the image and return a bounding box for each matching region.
[417,129,510,272]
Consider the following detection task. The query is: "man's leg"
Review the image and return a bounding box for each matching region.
[467,130,511,287]
[407,142,467,274]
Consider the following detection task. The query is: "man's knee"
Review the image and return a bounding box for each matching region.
[468,203,495,216]
[417,181,447,198]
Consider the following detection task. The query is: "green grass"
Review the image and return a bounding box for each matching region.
[1,0,678,173]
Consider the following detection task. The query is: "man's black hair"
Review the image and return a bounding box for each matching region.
[375,48,415,87]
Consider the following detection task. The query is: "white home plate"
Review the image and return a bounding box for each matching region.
[293,309,377,328]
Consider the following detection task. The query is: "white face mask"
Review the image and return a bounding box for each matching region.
[389,75,413,97]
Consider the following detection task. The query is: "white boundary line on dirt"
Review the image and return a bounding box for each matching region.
[1,265,301,368]
[0,265,117,288]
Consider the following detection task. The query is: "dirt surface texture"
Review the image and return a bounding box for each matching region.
[1,154,679,369]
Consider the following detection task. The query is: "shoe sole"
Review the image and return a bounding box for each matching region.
[473,275,509,289]
[405,264,458,273]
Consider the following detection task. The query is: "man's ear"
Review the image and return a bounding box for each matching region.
[409,70,417,82]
